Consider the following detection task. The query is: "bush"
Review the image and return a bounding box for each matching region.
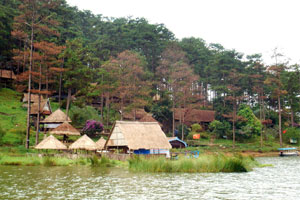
[209,120,231,139]
[82,120,103,137]
[237,104,262,136]
[283,127,300,144]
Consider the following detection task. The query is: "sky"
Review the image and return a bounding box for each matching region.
[66,0,300,65]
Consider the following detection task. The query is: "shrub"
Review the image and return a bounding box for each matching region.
[209,120,231,139]
[237,104,262,136]
[82,120,103,137]
[283,127,300,144]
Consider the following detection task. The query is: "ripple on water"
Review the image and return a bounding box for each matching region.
[1,157,300,199]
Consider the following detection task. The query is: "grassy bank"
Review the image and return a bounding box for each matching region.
[0,154,117,167]
[128,154,259,173]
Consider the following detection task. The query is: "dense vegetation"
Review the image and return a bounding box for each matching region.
[1,0,300,149]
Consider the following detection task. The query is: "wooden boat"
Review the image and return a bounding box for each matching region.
[278,147,299,156]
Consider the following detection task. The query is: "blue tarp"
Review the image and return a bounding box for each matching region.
[168,137,188,147]
[278,147,297,151]
[134,149,150,154]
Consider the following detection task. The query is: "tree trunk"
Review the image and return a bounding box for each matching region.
[65,87,71,120]
[259,96,263,148]
[25,19,34,149]
[291,99,294,127]
[58,57,64,107]
[172,98,175,137]
[232,99,236,148]
[46,64,49,99]
[100,93,104,122]
[35,63,42,145]
[278,95,283,147]
[106,92,110,127]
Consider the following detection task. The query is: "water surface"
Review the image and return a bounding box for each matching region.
[1,157,300,200]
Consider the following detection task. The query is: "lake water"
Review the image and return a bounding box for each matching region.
[1,157,300,200]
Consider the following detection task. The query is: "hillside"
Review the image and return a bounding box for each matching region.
[0,88,61,146]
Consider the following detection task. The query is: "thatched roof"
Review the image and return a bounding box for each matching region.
[50,121,80,136]
[35,135,67,150]
[174,108,215,125]
[139,113,162,127]
[22,93,43,103]
[41,109,71,123]
[0,69,16,80]
[69,134,98,150]
[96,137,106,150]
[30,99,51,115]
[123,109,148,120]
[107,121,171,150]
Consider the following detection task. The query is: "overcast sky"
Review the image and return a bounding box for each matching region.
[67,0,300,65]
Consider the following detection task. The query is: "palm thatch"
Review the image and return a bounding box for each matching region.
[41,109,71,123]
[35,135,67,150]
[96,137,106,150]
[50,121,80,136]
[174,108,215,126]
[30,99,51,115]
[22,93,43,103]
[123,109,148,120]
[69,134,98,150]
[106,121,171,150]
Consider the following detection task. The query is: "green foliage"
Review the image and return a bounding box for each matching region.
[237,104,262,136]
[128,154,258,173]
[69,105,101,128]
[209,120,231,139]
[89,155,114,167]
[190,124,202,132]
[0,126,4,145]
[282,127,300,144]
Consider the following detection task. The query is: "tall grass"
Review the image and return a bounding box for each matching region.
[128,154,259,173]
[89,155,115,167]
[0,153,117,167]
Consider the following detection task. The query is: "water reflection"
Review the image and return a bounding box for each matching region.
[1,157,300,199]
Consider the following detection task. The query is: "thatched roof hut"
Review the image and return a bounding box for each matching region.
[35,135,67,150]
[22,93,43,103]
[123,109,148,120]
[50,121,80,136]
[96,137,106,150]
[0,69,16,80]
[41,109,71,123]
[174,108,215,126]
[30,99,52,115]
[106,121,171,151]
[69,134,98,151]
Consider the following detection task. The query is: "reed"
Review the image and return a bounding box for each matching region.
[128,154,259,173]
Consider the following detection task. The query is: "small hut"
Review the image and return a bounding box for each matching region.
[106,121,171,156]
[0,69,16,80]
[30,99,52,116]
[168,137,187,149]
[41,109,71,129]
[123,109,148,121]
[69,134,98,151]
[35,135,67,150]
[96,137,106,150]
[174,108,215,129]
[50,121,80,142]
[22,93,43,103]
